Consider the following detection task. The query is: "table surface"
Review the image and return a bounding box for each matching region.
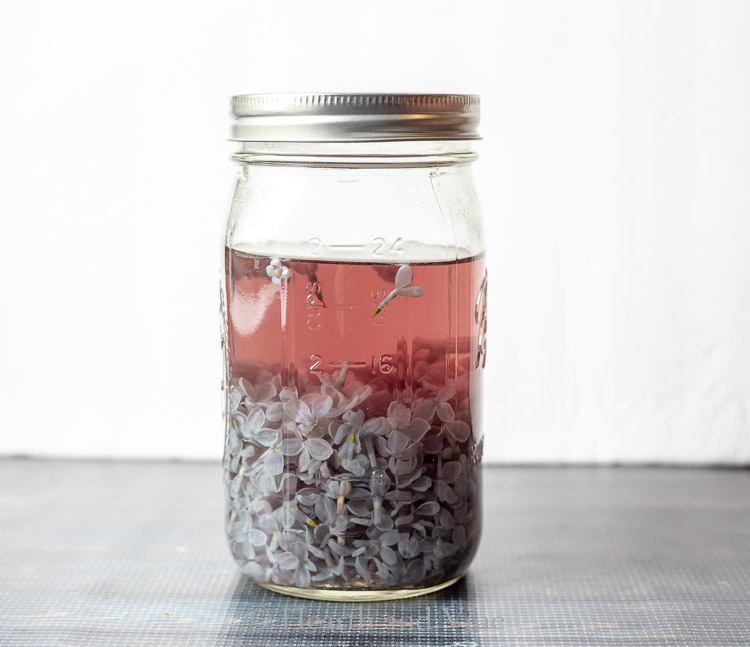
[1,459,749,646]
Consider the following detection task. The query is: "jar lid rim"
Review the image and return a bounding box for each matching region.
[230,93,480,142]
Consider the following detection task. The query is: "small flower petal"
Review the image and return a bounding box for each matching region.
[284,399,312,425]
[444,420,471,442]
[294,566,311,588]
[277,551,298,570]
[264,451,284,475]
[441,461,462,483]
[306,438,333,461]
[256,428,281,446]
[281,437,304,456]
[436,402,455,422]
[387,401,411,427]
[265,402,283,422]
[395,264,412,289]
[247,529,267,546]
[309,394,333,420]
[398,286,425,298]
[416,501,440,516]
[244,408,265,433]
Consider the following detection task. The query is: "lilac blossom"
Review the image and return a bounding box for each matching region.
[238,377,277,408]
[387,402,431,442]
[276,541,317,587]
[284,393,333,435]
[413,384,456,423]
[266,258,291,284]
[372,264,426,316]
[223,361,480,592]
[332,409,390,468]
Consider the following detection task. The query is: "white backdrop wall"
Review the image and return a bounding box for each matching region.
[1,1,749,463]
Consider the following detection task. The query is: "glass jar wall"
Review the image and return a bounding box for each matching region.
[221,94,486,601]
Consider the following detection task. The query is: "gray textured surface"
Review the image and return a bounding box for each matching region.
[1,459,749,646]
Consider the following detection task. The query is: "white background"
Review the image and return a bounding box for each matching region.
[1,1,749,463]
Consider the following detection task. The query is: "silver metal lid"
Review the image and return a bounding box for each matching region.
[230,93,480,142]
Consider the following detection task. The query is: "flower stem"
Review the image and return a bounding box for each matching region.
[364,436,377,468]
[372,289,398,316]
[373,497,383,524]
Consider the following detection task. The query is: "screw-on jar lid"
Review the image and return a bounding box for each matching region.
[230,93,480,142]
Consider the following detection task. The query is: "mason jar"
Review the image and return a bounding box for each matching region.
[221,93,486,601]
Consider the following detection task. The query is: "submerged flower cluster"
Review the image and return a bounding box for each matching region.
[223,362,481,590]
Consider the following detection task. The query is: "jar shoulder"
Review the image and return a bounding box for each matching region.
[226,165,484,262]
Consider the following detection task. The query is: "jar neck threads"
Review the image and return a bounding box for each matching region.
[232,140,478,168]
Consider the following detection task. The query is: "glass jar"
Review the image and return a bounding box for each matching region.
[221,94,486,601]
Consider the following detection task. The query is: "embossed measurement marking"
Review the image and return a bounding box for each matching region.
[475,270,488,368]
[370,288,388,326]
[306,355,393,375]
[305,281,324,330]
[371,237,404,256]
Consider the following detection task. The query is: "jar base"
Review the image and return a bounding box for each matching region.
[255,576,463,602]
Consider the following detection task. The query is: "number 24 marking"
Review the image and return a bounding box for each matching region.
[371,237,404,256]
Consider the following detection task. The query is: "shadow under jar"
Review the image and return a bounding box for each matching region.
[221,93,487,601]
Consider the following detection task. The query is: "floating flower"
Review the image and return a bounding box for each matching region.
[372,264,425,316]
[266,258,292,284]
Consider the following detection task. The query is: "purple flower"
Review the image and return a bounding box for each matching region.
[413,384,456,423]
[238,377,278,408]
[237,408,280,446]
[442,419,471,443]
[223,354,480,592]
[228,510,267,560]
[387,402,431,442]
[284,393,333,435]
[332,409,390,468]
[276,541,317,587]
[259,433,303,476]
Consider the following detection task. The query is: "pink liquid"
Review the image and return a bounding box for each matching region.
[223,249,486,590]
